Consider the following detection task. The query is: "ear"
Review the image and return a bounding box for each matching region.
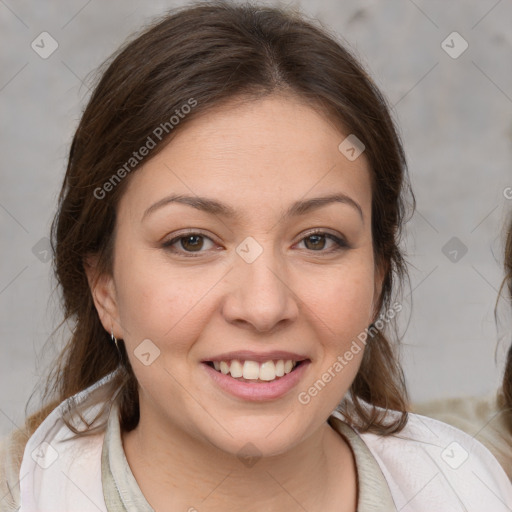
[84,254,123,339]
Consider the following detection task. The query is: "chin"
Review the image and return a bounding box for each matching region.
[202,417,310,461]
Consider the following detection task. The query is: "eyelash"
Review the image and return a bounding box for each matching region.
[161,229,349,257]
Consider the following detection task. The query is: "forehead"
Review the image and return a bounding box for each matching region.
[118,93,372,222]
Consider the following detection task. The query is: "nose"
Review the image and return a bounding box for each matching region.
[221,244,299,334]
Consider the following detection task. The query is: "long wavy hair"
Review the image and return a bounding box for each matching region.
[23,1,414,443]
[499,216,512,427]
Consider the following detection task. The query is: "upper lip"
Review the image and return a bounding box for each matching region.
[203,350,310,363]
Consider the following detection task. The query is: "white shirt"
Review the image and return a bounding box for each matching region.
[3,370,512,511]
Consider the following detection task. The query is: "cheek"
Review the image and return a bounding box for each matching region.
[299,260,376,344]
[294,261,375,410]
[113,250,220,352]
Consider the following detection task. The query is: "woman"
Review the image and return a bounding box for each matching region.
[415,217,512,479]
[1,2,511,511]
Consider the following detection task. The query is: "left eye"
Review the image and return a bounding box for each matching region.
[296,233,346,252]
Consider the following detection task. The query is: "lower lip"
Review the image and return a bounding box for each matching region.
[202,361,310,401]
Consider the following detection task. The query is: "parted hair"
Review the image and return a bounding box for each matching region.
[24,0,414,444]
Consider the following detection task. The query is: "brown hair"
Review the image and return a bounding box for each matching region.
[500,216,512,421]
[26,0,413,441]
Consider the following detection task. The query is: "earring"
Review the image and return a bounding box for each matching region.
[111,327,120,353]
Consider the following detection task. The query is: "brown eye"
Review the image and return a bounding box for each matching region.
[162,232,216,256]
[297,231,348,253]
[180,235,204,251]
[304,234,326,250]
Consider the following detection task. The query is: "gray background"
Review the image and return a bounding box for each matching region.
[1,0,511,436]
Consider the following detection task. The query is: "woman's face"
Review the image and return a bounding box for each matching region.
[91,93,379,457]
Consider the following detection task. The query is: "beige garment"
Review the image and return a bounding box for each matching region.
[413,393,512,480]
[0,426,30,512]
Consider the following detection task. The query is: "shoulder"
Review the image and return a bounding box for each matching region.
[413,394,512,480]
[14,371,121,512]
[364,412,512,511]
[2,370,120,512]
[331,409,512,511]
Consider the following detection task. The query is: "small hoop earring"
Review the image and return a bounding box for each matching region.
[111,327,120,353]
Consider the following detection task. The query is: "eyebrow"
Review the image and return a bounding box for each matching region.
[142,192,364,222]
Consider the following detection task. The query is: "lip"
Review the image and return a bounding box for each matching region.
[202,359,311,402]
[202,350,309,364]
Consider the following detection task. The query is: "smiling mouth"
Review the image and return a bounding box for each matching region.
[204,359,307,383]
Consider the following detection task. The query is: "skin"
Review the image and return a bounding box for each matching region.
[87,93,382,511]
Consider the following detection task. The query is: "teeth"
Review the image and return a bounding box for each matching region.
[243,361,260,379]
[210,359,299,381]
[259,361,276,381]
[230,360,243,378]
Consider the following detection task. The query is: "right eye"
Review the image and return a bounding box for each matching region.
[162,232,218,256]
